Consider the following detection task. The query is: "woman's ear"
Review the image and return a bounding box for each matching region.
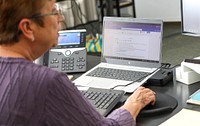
[18,19,35,42]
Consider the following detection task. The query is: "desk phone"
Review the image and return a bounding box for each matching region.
[44,29,87,73]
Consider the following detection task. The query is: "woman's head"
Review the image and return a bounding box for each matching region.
[0,0,64,60]
[0,0,46,45]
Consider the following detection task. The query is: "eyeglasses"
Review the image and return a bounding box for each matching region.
[29,4,64,20]
[28,3,67,30]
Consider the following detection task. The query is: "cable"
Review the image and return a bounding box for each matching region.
[161,63,180,70]
[57,0,75,30]
[161,63,171,69]
[110,65,164,90]
[59,0,75,10]
[70,0,99,34]
[110,62,179,90]
[71,0,82,29]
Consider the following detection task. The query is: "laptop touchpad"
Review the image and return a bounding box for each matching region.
[88,78,116,89]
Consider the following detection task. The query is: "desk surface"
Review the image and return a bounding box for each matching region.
[72,54,200,126]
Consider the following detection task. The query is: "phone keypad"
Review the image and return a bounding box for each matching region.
[48,49,87,73]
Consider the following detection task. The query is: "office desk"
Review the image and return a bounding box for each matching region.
[72,54,200,126]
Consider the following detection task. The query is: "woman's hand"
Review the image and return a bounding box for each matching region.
[121,86,156,121]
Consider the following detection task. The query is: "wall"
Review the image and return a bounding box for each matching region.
[134,0,181,22]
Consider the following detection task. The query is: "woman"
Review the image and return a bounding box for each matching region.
[0,0,156,126]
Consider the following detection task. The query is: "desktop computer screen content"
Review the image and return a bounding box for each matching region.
[181,0,200,36]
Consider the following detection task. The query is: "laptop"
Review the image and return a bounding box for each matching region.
[74,17,163,93]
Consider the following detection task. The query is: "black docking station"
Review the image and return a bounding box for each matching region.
[146,68,173,86]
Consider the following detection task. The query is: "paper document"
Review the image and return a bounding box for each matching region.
[182,62,200,74]
[182,56,200,74]
[159,108,200,126]
[67,75,73,80]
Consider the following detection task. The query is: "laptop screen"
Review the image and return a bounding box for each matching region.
[102,17,163,66]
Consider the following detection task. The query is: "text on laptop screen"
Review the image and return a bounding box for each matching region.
[103,20,162,63]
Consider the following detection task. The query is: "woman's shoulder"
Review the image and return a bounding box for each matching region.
[14,58,65,82]
[1,57,70,87]
[29,61,63,80]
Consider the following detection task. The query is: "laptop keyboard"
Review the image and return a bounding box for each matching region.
[86,67,149,81]
[80,87,125,116]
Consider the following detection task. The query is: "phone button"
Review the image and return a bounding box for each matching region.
[65,50,71,56]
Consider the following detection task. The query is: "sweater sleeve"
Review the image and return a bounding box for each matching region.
[107,108,136,126]
[44,72,136,126]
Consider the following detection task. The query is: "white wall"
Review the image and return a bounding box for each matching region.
[134,0,181,22]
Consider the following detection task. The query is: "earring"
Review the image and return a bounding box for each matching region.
[32,36,35,42]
